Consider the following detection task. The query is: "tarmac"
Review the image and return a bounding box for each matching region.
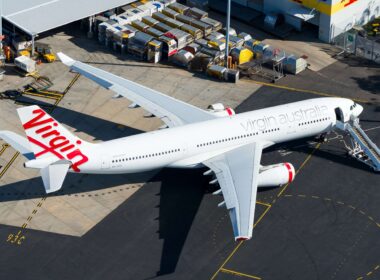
[0,23,379,280]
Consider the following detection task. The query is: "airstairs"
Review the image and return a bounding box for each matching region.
[336,118,380,171]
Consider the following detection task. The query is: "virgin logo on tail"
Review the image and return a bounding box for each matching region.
[23,109,89,172]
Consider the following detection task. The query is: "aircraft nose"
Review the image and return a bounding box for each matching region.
[354,104,363,117]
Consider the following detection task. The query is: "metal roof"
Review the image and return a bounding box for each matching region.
[2,0,134,36]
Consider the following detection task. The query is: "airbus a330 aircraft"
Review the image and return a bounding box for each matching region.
[0,52,363,241]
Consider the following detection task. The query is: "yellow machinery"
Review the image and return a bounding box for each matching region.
[35,42,56,62]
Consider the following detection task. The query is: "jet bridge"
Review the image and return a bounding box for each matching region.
[336,118,380,172]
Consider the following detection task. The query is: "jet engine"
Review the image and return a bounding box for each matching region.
[258,163,295,187]
[207,103,235,117]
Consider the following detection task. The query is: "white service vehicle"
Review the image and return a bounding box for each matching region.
[0,52,367,241]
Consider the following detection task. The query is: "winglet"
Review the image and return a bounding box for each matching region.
[57,52,75,67]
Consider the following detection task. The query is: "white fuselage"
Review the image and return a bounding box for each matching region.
[77,97,358,174]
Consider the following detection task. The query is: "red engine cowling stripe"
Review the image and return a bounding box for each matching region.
[226,107,233,116]
[284,163,293,183]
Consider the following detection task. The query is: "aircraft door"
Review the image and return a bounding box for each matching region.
[335,107,344,122]
[101,156,110,169]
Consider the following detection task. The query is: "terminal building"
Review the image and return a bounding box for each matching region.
[233,0,380,42]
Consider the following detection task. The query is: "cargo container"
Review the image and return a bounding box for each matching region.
[183,42,200,55]
[195,38,209,48]
[147,39,163,63]
[225,69,239,83]
[176,14,211,36]
[180,23,202,39]
[169,2,190,14]
[200,46,224,61]
[15,56,36,73]
[155,22,173,32]
[145,1,165,13]
[187,7,208,20]
[146,27,164,38]
[200,17,222,31]
[152,12,171,23]
[230,47,254,65]
[220,35,244,49]
[162,7,179,19]
[169,49,194,67]
[243,39,260,52]
[189,52,213,72]
[238,32,252,42]
[158,0,176,7]
[128,32,154,60]
[165,17,184,29]
[131,20,150,32]
[159,35,178,58]
[12,37,32,51]
[253,43,269,58]
[142,16,160,27]
[118,4,133,13]
[113,11,139,25]
[207,39,225,51]
[206,65,227,80]
[127,6,151,18]
[189,19,212,36]
[222,27,237,36]
[175,14,194,25]
[206,31,224,41]
[284,55,307,74]
[165,28,192,49]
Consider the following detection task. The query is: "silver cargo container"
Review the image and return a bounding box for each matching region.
[162,7,179,19]
[169,2,190,14]
[155,22,173,32]
[146,27,164,38]
[142,16,160,27]
[187,7,208,20]
[169,49,194,67]
[180,23,202,39]
[159,35,178,58]
[128,32,154,60]
[165,17,184,29]
[131,20,150,32]
[200,17,222,31]
[165,28,193,49]
[152,12,171,23]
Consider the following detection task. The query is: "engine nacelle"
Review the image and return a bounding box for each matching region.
[258,163,295,187]
[207,103,235,117]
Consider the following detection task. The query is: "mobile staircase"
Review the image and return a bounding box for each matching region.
[336,118,380,171]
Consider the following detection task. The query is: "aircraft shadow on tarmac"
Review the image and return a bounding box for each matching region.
[15,95,144,141]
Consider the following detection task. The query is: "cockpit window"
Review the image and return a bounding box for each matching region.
[350,103,357,110]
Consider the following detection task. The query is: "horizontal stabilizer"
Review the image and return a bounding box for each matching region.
[0,130,34,160]
[41,160,71,193]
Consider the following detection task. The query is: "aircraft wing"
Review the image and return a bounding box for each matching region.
[203,142,263,240]
[57,52,216,128]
